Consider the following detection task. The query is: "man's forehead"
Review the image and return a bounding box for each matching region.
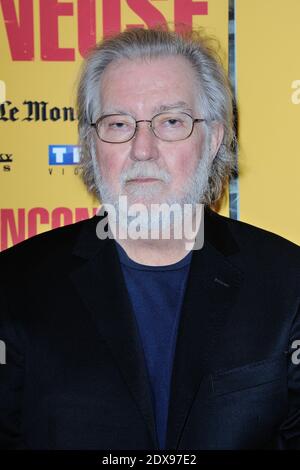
[102,101,194,115]
[99,57,198,116]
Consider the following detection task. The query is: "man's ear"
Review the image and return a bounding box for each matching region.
[209,122,224,162]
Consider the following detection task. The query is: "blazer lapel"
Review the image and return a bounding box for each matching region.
[165,207,244,449]
[70,216,158,448]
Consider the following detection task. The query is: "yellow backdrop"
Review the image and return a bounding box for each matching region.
[236,0,300,244]
[2,1,298,250]
[0,0,229,251]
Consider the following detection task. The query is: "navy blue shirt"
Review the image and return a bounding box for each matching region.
[114,240,192,449]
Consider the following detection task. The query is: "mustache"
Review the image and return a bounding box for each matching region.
[120,163,171,185]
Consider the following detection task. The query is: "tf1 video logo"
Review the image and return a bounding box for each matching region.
[49,145,80,165]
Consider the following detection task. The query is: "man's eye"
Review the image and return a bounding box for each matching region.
[163,118,183,127]
[109,121,127,128]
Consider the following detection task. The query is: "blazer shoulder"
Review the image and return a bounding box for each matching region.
[0,216,99,274]
[207,208,300,266]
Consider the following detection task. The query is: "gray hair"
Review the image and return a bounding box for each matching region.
[76,26,237,206]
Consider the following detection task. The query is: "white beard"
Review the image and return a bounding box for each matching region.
[92,139,211,238]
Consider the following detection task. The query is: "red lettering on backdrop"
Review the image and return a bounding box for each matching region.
[126,0,167,29]
[40,0,75,61]
[52,207,73,228]
[28,207,49,238]
[174,0,208,33]
[78,0,96,58]
[75,207,98,221]
[0,0,34,60]
[1,0,209,61]
[102,0,121,38]
[0,208,99,251]
[51,207,99,228]
[0,208,25,251]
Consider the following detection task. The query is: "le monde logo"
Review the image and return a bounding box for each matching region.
[0,100,79,176]
[0,100,76,122]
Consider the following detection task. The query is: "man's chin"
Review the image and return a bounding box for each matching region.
[124,192,170,208]
[124,184,165,203]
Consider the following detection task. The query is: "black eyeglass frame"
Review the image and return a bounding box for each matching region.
[90,111,206,143]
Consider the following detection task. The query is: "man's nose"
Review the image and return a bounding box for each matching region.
[130,121,159,161]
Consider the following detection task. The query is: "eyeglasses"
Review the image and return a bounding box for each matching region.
[90,111,206,143]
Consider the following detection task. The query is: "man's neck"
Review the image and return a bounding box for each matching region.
[113,210,202,266]
[115,237,193,266]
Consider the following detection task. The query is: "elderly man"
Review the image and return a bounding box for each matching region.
[0,28,299,451]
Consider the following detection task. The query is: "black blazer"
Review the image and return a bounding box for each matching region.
[0,206,299,450]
